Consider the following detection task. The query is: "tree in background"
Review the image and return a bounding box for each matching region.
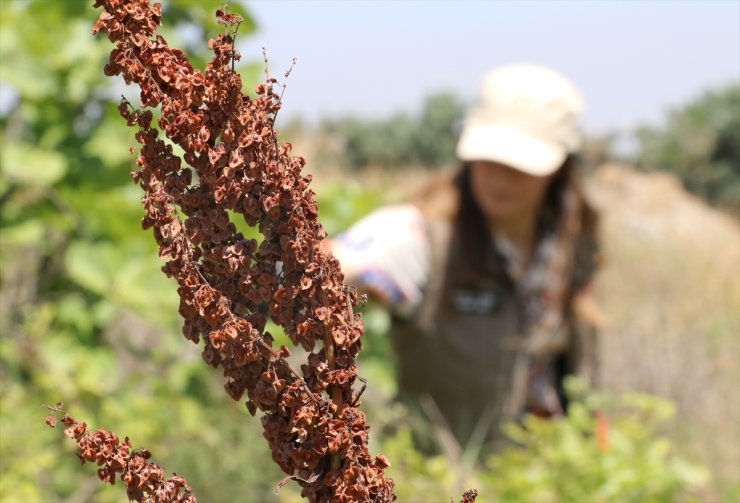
[321,92,465,170]
[634,84,740,209]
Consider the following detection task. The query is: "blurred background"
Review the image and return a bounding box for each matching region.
[0,1,738,502]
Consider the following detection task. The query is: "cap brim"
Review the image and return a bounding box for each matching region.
[456,124,566,176]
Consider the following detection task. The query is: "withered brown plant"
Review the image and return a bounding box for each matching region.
[44,2,481,501]
[46,404,196,503]
[50,0,399,501]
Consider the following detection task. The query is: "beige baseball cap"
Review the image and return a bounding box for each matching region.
[456,64,585,176]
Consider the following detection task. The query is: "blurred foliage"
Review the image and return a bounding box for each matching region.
[314,82,740,212]
[380,382,709,502]
[482,386,708,502]
[320,92,465,170]
[634,84,740,209]
[0,1,723,501]
[0,1,287,502]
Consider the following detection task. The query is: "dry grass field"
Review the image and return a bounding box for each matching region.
[588,164,740,491]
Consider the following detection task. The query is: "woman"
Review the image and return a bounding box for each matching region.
[332,64,601,449]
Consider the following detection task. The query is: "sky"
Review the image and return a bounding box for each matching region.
[240,0,740,135]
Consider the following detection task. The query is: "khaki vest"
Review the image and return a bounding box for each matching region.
[390,216,598,447]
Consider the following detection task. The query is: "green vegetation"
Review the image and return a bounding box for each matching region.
[379,382,709,502]
[320,92,465,170]
[317,82,740,211]
[0,2,280,502]
[634,84,740,209]
[0,1,733,501]
[483,386,708,503]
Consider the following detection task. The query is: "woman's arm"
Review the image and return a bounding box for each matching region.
[328,204,430,316]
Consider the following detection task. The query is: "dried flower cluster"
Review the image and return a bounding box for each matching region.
[87,0,395,501]
[459,489,479,503]
[46,405,195,503]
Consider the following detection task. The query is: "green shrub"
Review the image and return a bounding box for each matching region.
[321,92,465,170]
[483,382,709,502]
[634,84,740,209]
[377,381,709,502]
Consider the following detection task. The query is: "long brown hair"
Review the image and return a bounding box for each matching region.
[413,156,599,288]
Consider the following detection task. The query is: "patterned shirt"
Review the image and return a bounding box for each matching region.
[332,204,430,316]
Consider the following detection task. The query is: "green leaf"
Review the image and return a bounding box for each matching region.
[237,61,264,95]
[0,220,45,246]
[112,252,179,326]
[64,241,121,296]
[1,142,67,187]
[84,119,137,167]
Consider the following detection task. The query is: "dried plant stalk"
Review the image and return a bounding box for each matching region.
[83,0,395,501]
[46,405,196,503]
